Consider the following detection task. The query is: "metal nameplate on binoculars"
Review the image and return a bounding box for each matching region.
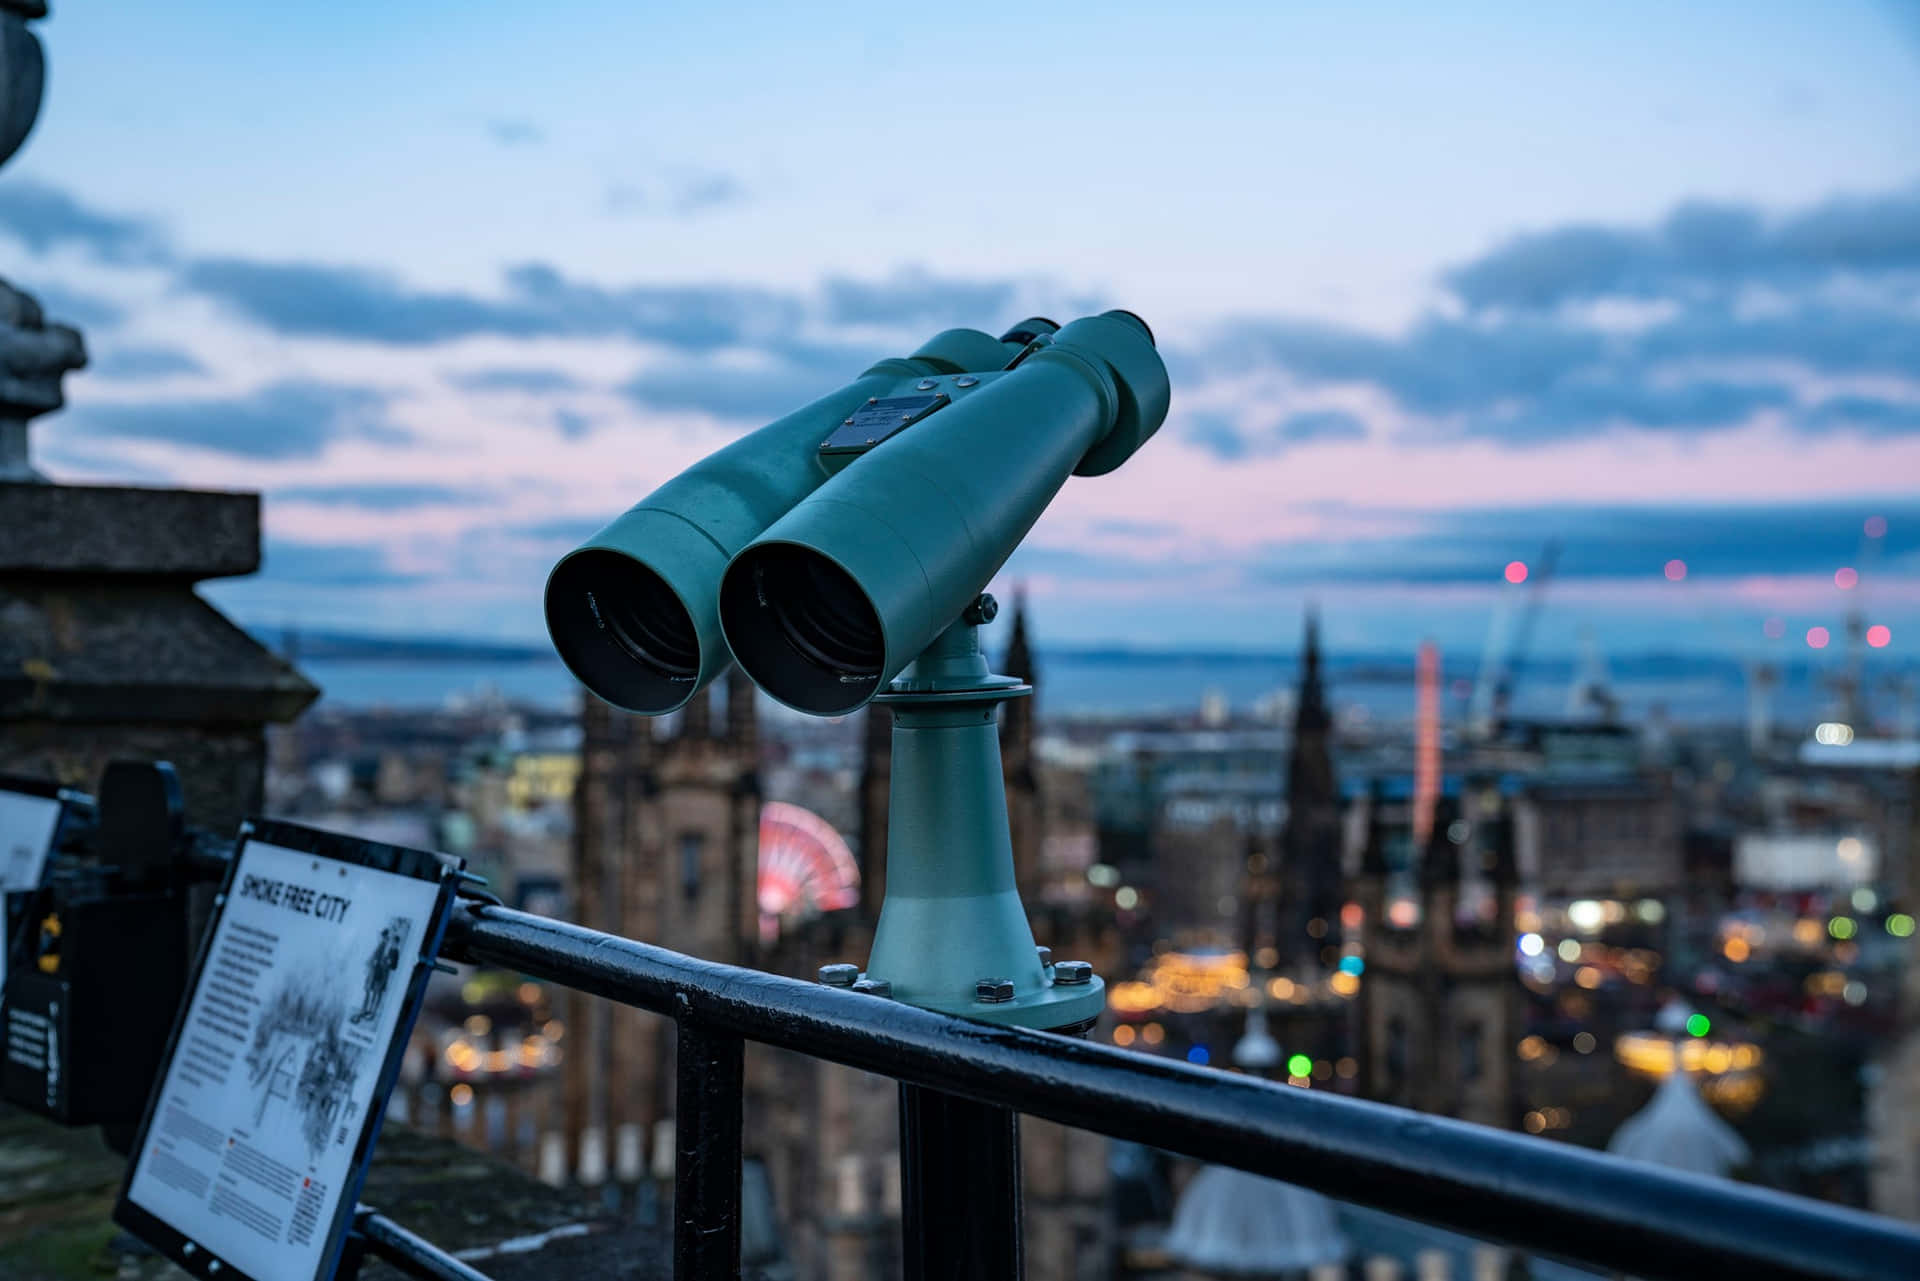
[820,392,949,455]
[114,818,461,1281]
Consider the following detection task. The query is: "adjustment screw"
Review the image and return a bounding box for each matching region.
[955,375,979,387]
[852,978,893,998]
[975,977,1015,1004]
[868,397,878,403]
[1036,946,1053,967]
[964,593,999,625]
[820,439,832,448]
[818,963,859,987]
[1053,961,1093,986]
[916,378,938,390]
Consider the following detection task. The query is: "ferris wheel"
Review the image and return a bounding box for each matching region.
[758,801,860,940]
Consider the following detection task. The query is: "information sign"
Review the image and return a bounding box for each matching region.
[115,819,458,1281]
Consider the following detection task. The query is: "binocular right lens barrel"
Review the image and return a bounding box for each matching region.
[544,325,1040,714]
[719,311,1168,716]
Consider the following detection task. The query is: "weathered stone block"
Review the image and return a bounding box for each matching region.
[0,482,259,579]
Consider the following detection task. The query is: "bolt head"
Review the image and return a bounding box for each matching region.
[917,378,938,390]
[1036,946,1053,967]
[1052,961,1094,986]
[818,963,859,987]
[867,397,879,404]
[975,977,1015,1004]
[851,978,893,998]
[955,375,979,387]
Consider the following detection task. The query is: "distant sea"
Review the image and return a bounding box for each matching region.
[293,649,1839,729]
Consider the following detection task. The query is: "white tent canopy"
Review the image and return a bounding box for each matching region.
[1164,1164,1351,1276]
[1608,1070,1750,1177]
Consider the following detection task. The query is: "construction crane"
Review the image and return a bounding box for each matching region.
[1468,540,1560,738]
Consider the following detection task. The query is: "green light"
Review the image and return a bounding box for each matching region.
[1685,1013,1710,1038]
[1889,913,1916,939]
[1287,1053,1312,1077]
[1829,916,1856,940]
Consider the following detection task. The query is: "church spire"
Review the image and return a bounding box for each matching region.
[1294,607,1330,736]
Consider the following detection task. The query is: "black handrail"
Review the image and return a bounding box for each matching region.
[431,903,1920,1281]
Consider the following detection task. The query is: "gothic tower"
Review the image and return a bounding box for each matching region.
[1273,611,1342,971]
[1000,590,1044,905]
[1356,784,1519,1127]
[563,670,763,1182]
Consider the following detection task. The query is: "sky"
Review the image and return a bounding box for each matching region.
[5,1,1919,669]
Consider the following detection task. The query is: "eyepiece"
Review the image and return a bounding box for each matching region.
[719,543,886,716]
[998,317,1060,347]
[546,548,703,712]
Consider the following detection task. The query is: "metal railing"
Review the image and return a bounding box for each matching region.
[332,900,1920,1281]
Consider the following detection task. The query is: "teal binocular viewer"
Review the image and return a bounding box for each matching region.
[546,309,1167,1029]
[546,311,1169,717]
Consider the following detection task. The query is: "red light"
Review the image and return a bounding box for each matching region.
[1504,561,1528,584]
[1807,626,1831,649]
[1868,625,1892,649]
[1664,559,1687,582]
[1865,516,1888,539]
[1762,617,1785,639]
[1835,567,1859,590]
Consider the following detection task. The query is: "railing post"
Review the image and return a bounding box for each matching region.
[899,1084,1023,1281]
[675,1014,744,1279]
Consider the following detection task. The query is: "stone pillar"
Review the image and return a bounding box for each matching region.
[0,281,316,830]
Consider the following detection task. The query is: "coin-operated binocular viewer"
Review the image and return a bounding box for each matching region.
[547,310,1168,1270]
[1,762,227,1151]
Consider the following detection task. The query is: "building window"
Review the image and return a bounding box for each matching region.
[679,832,705,902]
[1459,1019,1484,1082]
[1386,1016,1408,1097]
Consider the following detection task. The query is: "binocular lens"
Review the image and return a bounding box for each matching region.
[546,549,702,712]
[720,544,886,715]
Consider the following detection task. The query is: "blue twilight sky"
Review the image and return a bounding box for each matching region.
[5,1,1919,665]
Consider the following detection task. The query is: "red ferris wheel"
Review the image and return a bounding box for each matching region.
[757,801,860,942]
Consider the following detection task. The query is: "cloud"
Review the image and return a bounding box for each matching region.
[60,380,409,459]
[604,171,747,218]
[620,357,841,421]
[1445,186,1920,310]
[486,119,543,147]
[0,181,170,264]
[1248,498,1916,585]
[272,483,488,510]
[1189,407,1372,460]
[1200,185,1920,448]
[553,408,593,439]
[446,366,585,394]
[26,280,126,329]
[822,268,1017,329]
[87,343,206,380]
[260,537,424,587]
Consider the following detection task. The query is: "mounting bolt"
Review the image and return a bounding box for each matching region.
[1036,946,1053,968]
[818,963,859,987]
[183,1244,197,1256]
[955,375,979,387]
[209,1263,222,1275]
[964,593,999,625]
[916,378,938,390]
[975,977,1015,1004]
[867,397,878,403]
[1053,961,1094,986]
[852,978,893,998]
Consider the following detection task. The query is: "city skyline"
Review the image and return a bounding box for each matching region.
[2,2,1917,659]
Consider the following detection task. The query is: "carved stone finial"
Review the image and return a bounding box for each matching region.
[0,5,45,168]
[0,277,87,481]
